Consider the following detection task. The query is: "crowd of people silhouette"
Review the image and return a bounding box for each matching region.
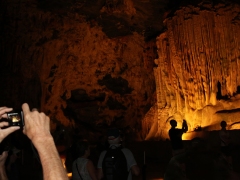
[1,106,240,180]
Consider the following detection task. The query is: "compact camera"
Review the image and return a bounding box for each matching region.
[6,110,24,126]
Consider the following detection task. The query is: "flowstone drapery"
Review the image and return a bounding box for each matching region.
[143,2,240,140]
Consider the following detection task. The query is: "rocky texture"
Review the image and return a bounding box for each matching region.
[143,1,240,140]
[0,0,158,141]
[34,0,169,41]
[1,0,240,142]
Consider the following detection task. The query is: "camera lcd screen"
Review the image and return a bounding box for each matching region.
[7,111,24,126]
[8,113,21,122]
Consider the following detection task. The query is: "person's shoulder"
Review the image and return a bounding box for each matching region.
[72,159,77,164]
[87,159,94,165]
[121,147,133,154]
[100,149,107,154]
[72,157,80,165]
[169,128,176,133]
[102,149,108,152]
[219,129,225,135]
[75,157,85,162]
[100,150,107,157]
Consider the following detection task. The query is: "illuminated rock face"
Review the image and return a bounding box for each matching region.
[143,2,240,140]
[0,0,156,139]
[1,0,240,142]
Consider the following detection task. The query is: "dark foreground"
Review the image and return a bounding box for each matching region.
[128,139,240,180]
[6,131,240,180]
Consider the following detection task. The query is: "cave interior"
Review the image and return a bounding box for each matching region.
[1,0,240,146]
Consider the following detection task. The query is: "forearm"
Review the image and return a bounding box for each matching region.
[0,166,8,180]
[131,165,140,176]
[33,136,68,180]
[87,161,98,180]
[97,168,104,180]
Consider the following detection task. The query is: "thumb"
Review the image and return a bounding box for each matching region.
[0,127,20,142]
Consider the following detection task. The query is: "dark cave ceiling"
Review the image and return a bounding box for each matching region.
[35,0,238,41]
[36,0,173,41]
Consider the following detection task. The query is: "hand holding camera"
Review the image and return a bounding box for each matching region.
[0,104,68,180]
[0,107,20,143]
[0,104,51,143]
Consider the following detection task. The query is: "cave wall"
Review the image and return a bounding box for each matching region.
[0,0,156,139]
[2,0,240,142]
[143,1,240,140]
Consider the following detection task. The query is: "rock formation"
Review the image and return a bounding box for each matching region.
[143,1,240,140]
[1,0,240,142]
[0,0,157,142]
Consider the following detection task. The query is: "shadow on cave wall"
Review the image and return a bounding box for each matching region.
[98,74,133,95]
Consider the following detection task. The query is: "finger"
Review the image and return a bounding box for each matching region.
[32,108,38,112]
[0,121,9,128]
[0,106,9,111]
[0,107,7,111]
[0,107,13,119]
[44,114,50,130]
[1,151,8,157]
[22,103,30,115]
[0,107,13,112]
[1,126,20,138]
[1,114,8,119]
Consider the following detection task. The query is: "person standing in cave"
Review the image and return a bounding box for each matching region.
[219,120,233,167]
[97,128,140,180]
[71,140,98,180]
[168,119,188,156]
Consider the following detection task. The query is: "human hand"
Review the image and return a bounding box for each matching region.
[0,151,8,167]
[22,103,52,145]
[0,107,13,120]
[0,107,20,143]
[182,119,188,132]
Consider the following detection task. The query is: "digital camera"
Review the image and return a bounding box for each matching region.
[7,110,24,126]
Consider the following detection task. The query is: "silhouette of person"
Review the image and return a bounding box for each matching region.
[72,141,98,180]
[219,120,232,166]
[168,119,188,156]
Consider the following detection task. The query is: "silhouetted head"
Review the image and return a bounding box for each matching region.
[75,140,90,157]
[170,119,177,127]
[107,128,121,144]
[220,120,227,128]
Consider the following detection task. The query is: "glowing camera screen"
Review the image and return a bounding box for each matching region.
[7,111,24,126]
